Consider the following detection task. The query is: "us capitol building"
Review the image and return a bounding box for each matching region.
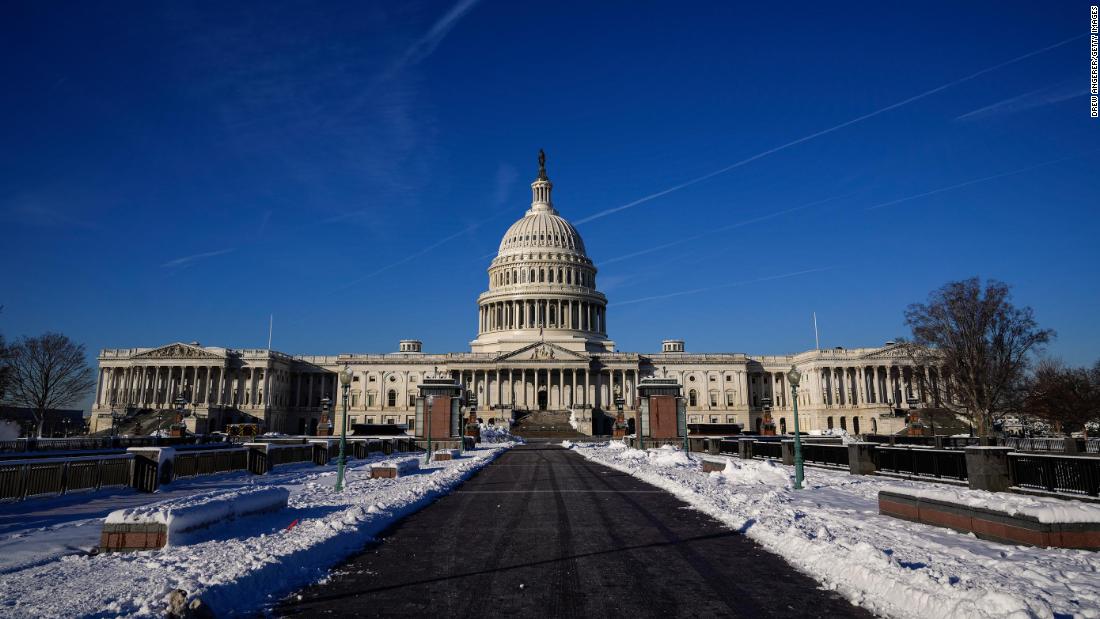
[91,153,930,437]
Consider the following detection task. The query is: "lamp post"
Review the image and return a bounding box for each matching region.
[335,366,352,492]
[786,365,805,490]
[424,395,435,464]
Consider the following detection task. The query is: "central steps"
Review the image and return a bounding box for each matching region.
[511,410,586,439]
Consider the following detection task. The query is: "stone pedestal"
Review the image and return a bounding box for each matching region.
[1065,438,1085,455]
[706,439,720,455]
[780,440,795,465]
[964,447,1014,492]
[738,438,755,460]
[848,442,878,475]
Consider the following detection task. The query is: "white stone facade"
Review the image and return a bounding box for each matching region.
[91,154,936,436]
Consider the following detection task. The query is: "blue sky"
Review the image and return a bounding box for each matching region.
[2,1,1098,398]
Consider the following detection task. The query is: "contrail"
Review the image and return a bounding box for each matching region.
[161,248,235,268]
[609,267,832,308]
[598,192,855,266]
[574,34,1085,226]
[864,151,1095,211]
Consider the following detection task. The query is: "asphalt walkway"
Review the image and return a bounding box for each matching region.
[277,442,870,618]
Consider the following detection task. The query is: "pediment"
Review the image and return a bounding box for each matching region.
[495,341,589,362]
[859,343,918,360]
[133,342,225,360]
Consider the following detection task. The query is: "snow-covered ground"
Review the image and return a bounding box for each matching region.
[568,441,1100,619]
[0,444,510,617]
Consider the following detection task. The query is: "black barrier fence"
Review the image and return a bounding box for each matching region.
[873,447,968,481]
[0,455,136,501]
[1009,453,1100,497]
[173,449,248,479]
[751,441,782,460]
[802,443,849,468]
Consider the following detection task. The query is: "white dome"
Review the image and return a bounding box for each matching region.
[498,211,586,255]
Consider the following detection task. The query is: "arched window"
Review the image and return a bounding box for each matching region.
[548,269,554,283]
[387,389,397,408]
[853,417,860,435]
[530,269,535,282]
[840,417,847,431]
[827,416,834,429]
[688,389,698,407]
[871,418,878,433]
[780,418,787,434]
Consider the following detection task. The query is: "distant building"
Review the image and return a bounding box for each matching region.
[0,407,86,437]
[91,154,938,436]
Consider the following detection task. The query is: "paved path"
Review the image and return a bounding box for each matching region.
[278,443,869,617]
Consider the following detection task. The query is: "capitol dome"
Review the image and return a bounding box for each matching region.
[470,151,613,354]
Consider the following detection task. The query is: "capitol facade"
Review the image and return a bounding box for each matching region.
[90,154,932,436]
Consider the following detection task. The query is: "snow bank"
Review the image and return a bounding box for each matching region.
[884,485,1100,524]
[0,445,512,617]
[570,442,1100,619]
[478,423,520,444]
[105,487,289,543]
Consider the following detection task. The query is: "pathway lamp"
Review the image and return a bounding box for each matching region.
[424,395,435,464]
[335,365,352,492]
[786,365,805,490]
[464,395,477,454]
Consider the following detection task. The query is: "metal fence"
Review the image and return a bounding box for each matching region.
[1009,453,1100,497]
[0,455,135,501]
[751,441,782,460]
[1005,437,1064,452]
[172,448,249,479]
[801,443,849,468]
[873,447,968,481]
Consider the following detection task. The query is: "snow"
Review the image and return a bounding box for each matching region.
[477,422,521,444]
[883,485,1100,524]
[126,446,176,464]
[0,444,512,617]
[105,487,290,542]
[567,408,580,431]
[567,442,1100,619]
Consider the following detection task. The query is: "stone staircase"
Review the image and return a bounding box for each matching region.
[511,409,587,439]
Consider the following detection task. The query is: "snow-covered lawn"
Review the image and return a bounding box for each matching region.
[569,442,1100,619]
[0,444,510,617]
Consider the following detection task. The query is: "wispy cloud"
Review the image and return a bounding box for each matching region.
[494,162,518,206]
[2,199,99,230]
[598,192,856,267]
[609,268,833,308]
[864,151,1096,211]
[955,81,1089,121]
[574,34,1085,226]
[386,0,483,77]
[161,248,235,268]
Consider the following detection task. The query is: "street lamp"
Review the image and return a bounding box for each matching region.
[786,365,805,490]
[424,395,435,464]
[335,365,352,492]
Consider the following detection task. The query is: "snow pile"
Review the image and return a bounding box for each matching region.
[560,440,573,449]
[567,409,580,431]
[570,442,1100,618]
[478,422,521,444]
[884,485,1100,524]
[105,487,289,543]
[0,445,511,617]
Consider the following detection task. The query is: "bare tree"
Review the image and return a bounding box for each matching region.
[902,278,1054,436]
[5,333,96,437]
[1024,359,1100,437]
